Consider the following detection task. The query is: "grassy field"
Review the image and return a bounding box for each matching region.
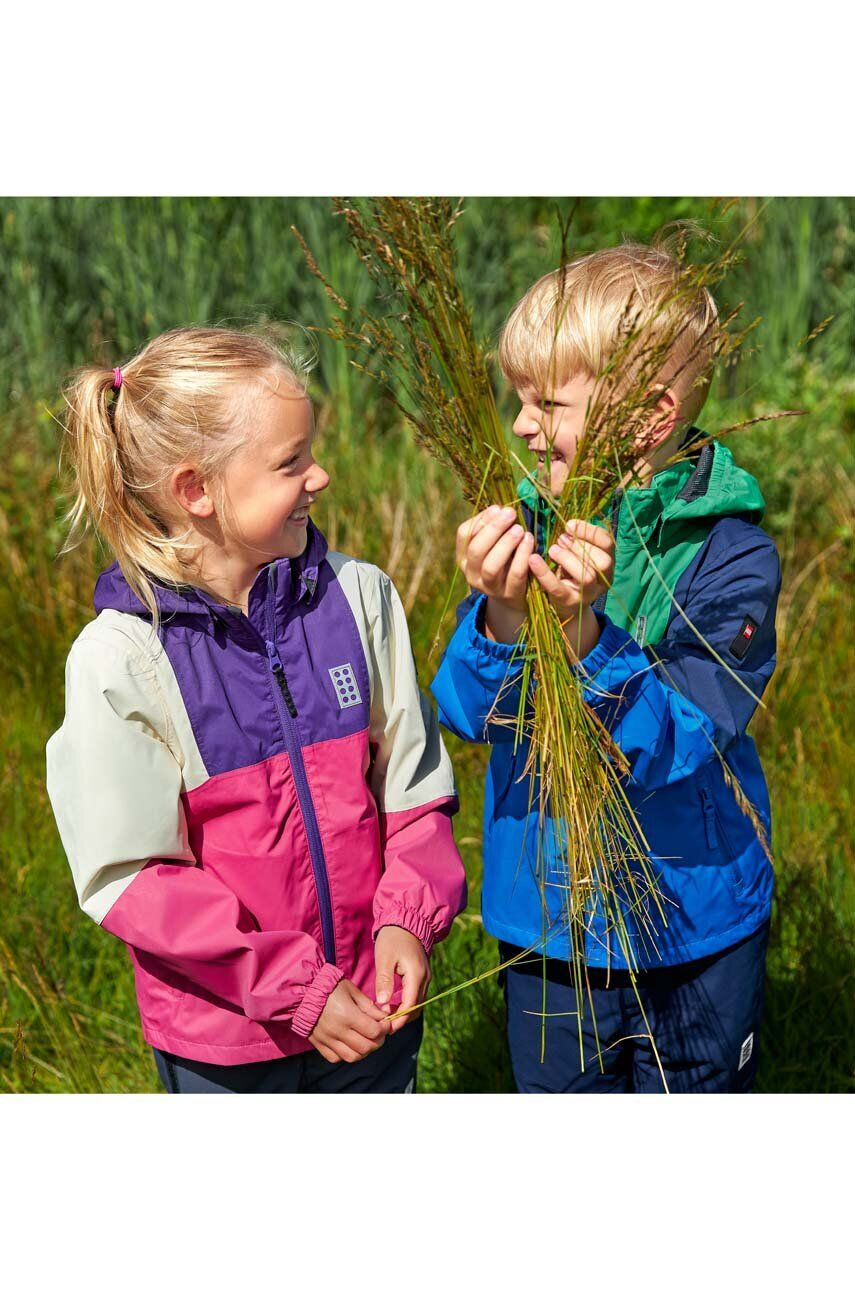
[0,197,852,1093]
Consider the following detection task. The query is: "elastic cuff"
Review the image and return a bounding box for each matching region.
[374,906,438,955]
[466,595,526,661]
[290,961,345,1038]
[573,614,631,684]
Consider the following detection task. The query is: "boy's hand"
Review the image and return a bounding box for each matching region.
[456,505,534,643]
[308,979,391,1064]
[374,925,431,1033]
[528,520,615,661]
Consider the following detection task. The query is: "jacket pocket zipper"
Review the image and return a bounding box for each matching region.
[700,786,718,849]
[701,785,744,891]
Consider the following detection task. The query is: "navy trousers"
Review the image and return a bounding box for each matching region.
[153,1018,423,1094]
[502,921,770,1093]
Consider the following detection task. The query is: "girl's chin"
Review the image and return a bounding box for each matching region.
[273,527,308,559]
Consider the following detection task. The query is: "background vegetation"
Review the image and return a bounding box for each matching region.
[0,197,851,1092]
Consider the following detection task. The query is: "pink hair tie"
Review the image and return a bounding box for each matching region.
[112,367,123,390]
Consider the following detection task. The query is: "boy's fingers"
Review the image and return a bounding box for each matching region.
[457,507,497,547]
[480,525,527,581]
[463,508,520,564]
[457,506,513,556]
[528,553,566,599]
[507,531,534,591]
[548,545,586,586]
[564,520,614,552]
[557,537,612,580]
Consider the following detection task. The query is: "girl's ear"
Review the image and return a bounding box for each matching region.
[170,464,215,519]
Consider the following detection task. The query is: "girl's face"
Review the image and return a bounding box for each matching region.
[219,374,330,564]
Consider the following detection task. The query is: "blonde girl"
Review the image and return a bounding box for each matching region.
[47,327,466,1094]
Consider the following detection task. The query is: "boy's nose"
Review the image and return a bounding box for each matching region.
[512,409,538,440]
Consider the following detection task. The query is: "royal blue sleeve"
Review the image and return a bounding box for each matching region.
[576,518,781,789]
[430,594,526,744]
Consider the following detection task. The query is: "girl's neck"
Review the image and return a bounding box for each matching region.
[181,544,267,616]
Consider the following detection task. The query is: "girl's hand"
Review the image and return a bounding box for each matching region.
[308,979,391,1064]
[456,505,534,643]
[528,520,615,661]
[374,925,431,1034]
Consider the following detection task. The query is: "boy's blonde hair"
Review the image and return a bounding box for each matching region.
[498,240,719,414]
[63,326,311,621]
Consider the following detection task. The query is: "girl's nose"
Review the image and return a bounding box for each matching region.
[307,461,330,495]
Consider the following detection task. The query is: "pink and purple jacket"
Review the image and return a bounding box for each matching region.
[46,522,466,1065]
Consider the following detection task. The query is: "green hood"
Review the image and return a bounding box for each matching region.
[517,439,765,647]
[630,439,765,528]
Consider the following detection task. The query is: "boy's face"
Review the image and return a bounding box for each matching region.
[512,373,597,496]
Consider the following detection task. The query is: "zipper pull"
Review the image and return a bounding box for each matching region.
[266,639,298,718]
[265,638,283,671]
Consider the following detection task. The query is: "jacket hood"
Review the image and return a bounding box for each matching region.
[646,440,765,527]
[93,519,329,621]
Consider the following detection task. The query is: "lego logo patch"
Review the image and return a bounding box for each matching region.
[329,663,362,710]
[729,615,760,661]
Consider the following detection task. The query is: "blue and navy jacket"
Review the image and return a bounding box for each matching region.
[430,441,780,968]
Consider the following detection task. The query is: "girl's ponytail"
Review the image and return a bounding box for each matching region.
[63,362,176,623]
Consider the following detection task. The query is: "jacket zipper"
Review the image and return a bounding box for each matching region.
[610,488,623,535]
[249,570,337,965]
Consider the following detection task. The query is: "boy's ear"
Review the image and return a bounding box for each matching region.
[637,385,681,453]
[170,464,215,519]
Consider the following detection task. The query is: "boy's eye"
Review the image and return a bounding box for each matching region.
[278,455,300,470]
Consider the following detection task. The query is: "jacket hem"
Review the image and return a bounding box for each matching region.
[142,1022,313,1066]
[485,902,774,970]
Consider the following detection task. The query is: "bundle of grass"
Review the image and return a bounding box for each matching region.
[297,199,792,1078]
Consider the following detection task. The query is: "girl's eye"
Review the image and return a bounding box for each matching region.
[279,456,300,470]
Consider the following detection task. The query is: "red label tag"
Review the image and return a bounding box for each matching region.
[729,615,760,660]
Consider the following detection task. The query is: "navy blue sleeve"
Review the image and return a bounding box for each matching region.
[574,518,780,789]
[645,518,780,751]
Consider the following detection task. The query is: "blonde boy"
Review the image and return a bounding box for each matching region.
[431,244,780,1093]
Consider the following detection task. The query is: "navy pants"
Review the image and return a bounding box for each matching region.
[153,1018,423,1094]
[502,921,770,1093]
